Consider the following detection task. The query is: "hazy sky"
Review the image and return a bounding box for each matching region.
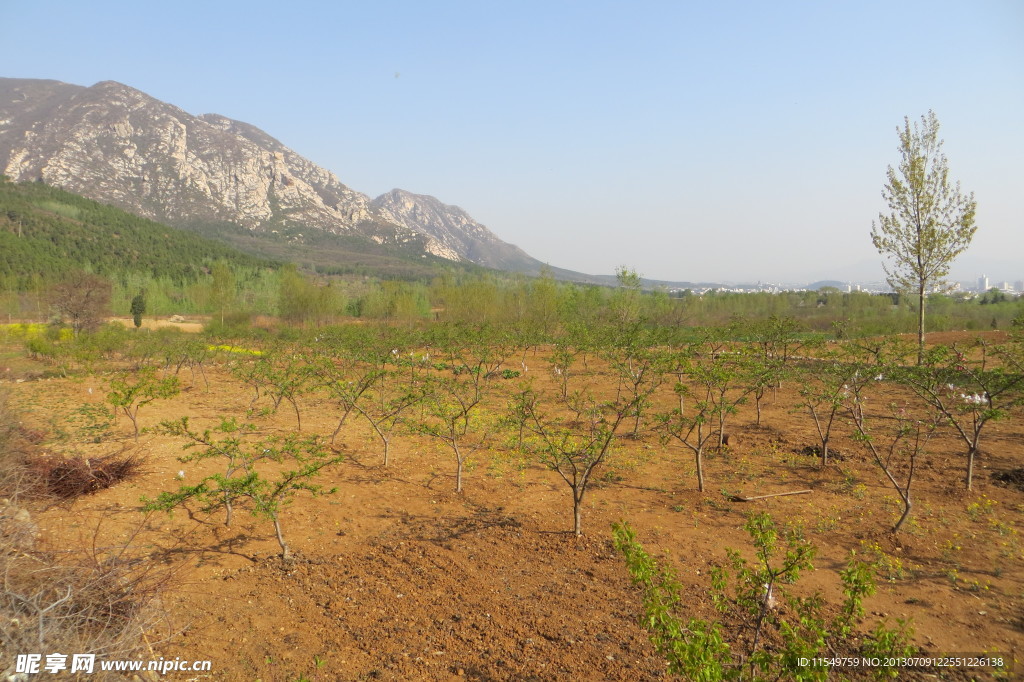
[4,1,1022,283]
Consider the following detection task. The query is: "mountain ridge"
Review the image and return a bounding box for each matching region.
[371,189,542,271]
[1,77,851,291]
[0,77,542,272]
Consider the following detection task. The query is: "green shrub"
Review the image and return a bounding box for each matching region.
[612,512,916,681]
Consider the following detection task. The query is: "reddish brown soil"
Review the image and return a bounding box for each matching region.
[4,331,1022,681]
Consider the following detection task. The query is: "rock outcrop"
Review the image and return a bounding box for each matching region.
[372,189,541,271]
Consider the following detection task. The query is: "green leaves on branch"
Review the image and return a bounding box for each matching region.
[614,513,915,681]
[612,521,731,680]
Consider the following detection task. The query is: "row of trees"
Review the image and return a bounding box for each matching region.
[50,317,1020,547]
[10,260,1021,335]
[7,223,1022,336]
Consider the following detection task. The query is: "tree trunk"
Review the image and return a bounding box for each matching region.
[287,397,302,432]
[695,448,705,493]
[917,282,926,366]
[893,449,918,533]
[893,492,912,533]
[966,445,977,491]
[455,443,463,493]
[272,513,291,561]
[572,491,583,537]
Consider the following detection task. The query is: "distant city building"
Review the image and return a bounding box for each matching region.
[1015,280,1024,293]
[978,274,989,292]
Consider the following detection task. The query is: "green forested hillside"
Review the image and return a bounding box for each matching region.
[0,178,275,288]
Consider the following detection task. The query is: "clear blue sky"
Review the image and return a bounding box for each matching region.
[4,0,1022,283]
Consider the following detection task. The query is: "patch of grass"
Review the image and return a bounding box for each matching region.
[966,495,997,521]
[209,343,264,356]
[859,540,908,582]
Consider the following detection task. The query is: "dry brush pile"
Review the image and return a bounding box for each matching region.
[0,389,170,680]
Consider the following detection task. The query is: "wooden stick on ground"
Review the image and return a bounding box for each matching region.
[729,489,812,502]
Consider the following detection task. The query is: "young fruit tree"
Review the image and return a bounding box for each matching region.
[230,348,310,430]
[899,341,1024,490]
[310,349,382,445]
[655,347,726,493]
[602,336,667,437]
[106,368,180,441]
[794,346,858,468]
[612,514,914,681]
[693,328,750,450]
[352,352,423,467]
[509,384,638,537]
[417,374,487,494]
[844,370,942,534]
[144,419,342,560]
[153,417,253,526]
[742,315,803,425]
[870,111,977,364]
[415,333,511,492]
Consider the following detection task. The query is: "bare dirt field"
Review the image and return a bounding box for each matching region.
[3,331,1022,681]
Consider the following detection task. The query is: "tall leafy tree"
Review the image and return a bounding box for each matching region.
[870,111,977,364]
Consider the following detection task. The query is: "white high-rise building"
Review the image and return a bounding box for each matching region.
[978,275,989,292]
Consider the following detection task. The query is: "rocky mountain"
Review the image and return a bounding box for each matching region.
[371,189,541,271]
[0,77,542,272]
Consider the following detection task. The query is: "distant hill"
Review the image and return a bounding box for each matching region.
[0,179,274,286]
[0,77,542,275]
[807,280,847,291]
